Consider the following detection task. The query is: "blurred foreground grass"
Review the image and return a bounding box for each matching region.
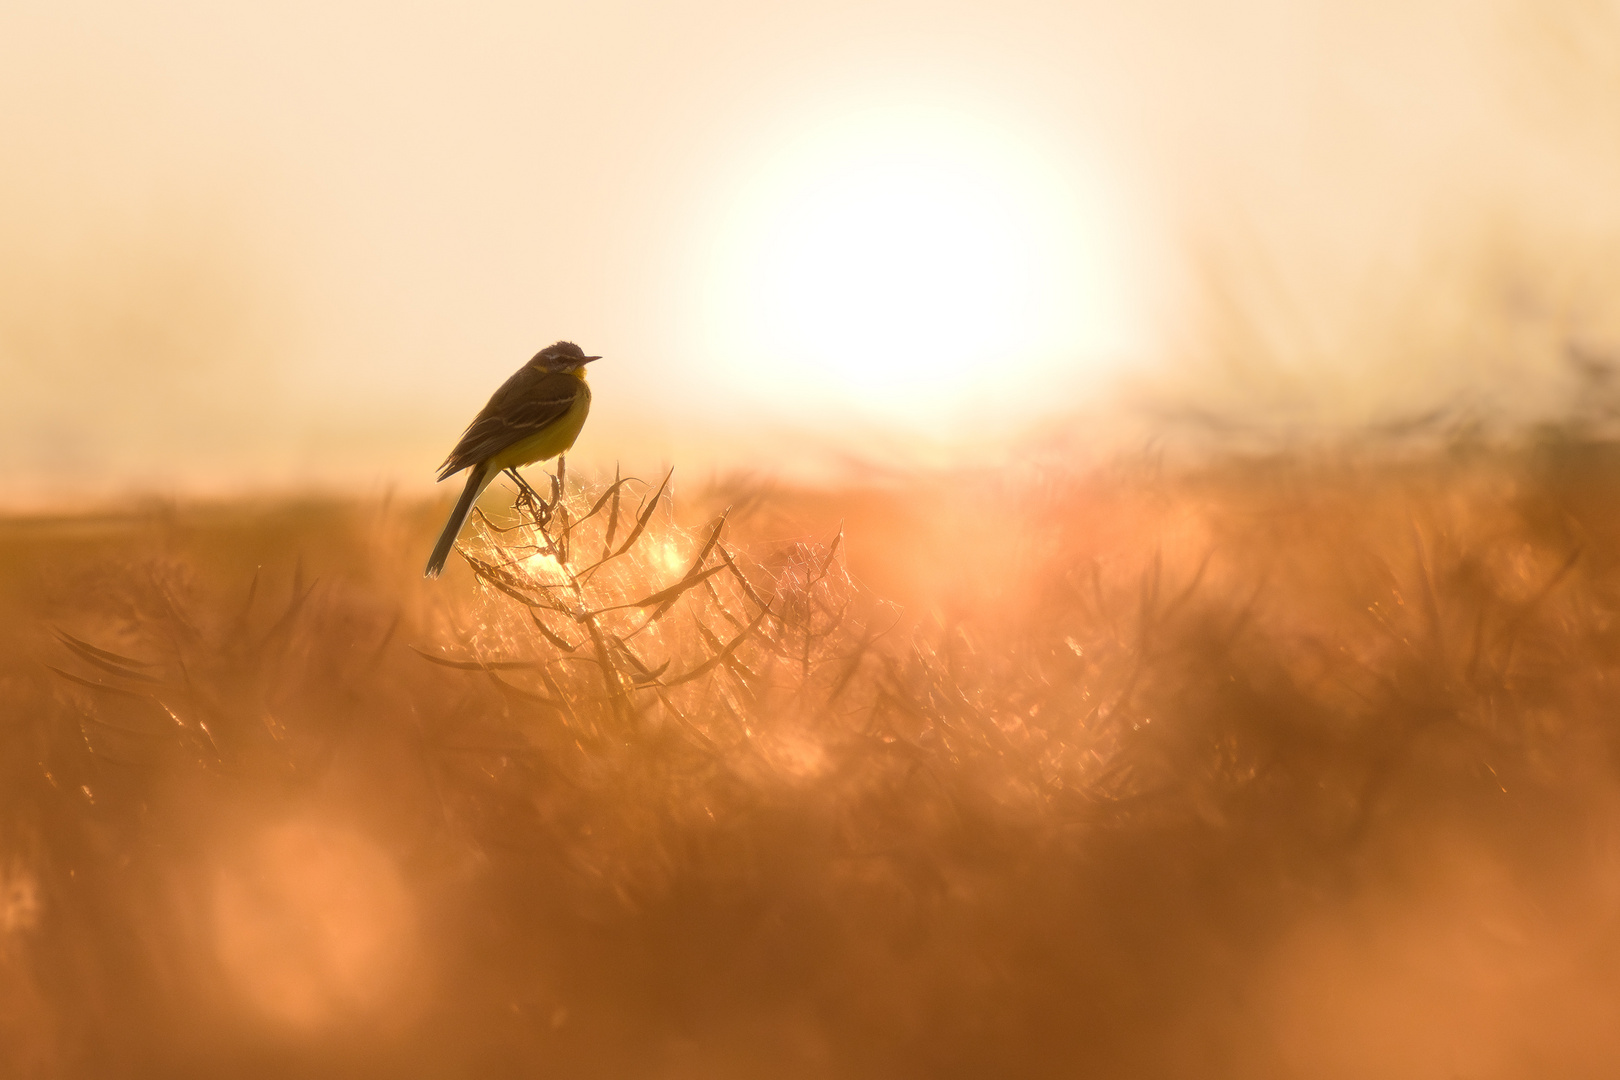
[3,438,1620,1078]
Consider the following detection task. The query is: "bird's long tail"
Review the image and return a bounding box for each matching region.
[425,462,491,578]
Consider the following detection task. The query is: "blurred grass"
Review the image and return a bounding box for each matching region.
[3,439,1620,1078]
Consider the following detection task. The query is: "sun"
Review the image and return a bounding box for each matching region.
[702,99,1141,430]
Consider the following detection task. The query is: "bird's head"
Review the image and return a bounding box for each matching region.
[530,341,602,372]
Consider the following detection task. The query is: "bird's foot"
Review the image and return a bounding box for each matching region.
[507,468,551,525]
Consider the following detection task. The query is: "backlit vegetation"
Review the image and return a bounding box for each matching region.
[3,439,1620,1077]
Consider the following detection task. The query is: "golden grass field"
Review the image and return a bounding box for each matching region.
[4,435,1620,1078]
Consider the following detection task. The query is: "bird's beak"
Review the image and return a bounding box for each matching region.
[581,355,602,363]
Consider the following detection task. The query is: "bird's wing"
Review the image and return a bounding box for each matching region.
[437,368,583,479]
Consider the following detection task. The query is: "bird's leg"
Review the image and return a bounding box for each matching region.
[506,467,550,526]
[505,467,541,506]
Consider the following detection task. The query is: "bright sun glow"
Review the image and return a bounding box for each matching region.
[704,99,1141,429]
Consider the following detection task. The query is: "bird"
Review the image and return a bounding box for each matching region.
[424,340,600,577]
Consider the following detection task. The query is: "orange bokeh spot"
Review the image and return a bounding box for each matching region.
[211,817,418,1031]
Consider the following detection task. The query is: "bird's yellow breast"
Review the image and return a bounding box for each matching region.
[486,372,592,473]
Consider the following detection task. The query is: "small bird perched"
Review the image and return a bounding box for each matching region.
[424,340,600,577]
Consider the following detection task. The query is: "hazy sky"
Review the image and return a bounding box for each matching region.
[4,0,1619,501]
